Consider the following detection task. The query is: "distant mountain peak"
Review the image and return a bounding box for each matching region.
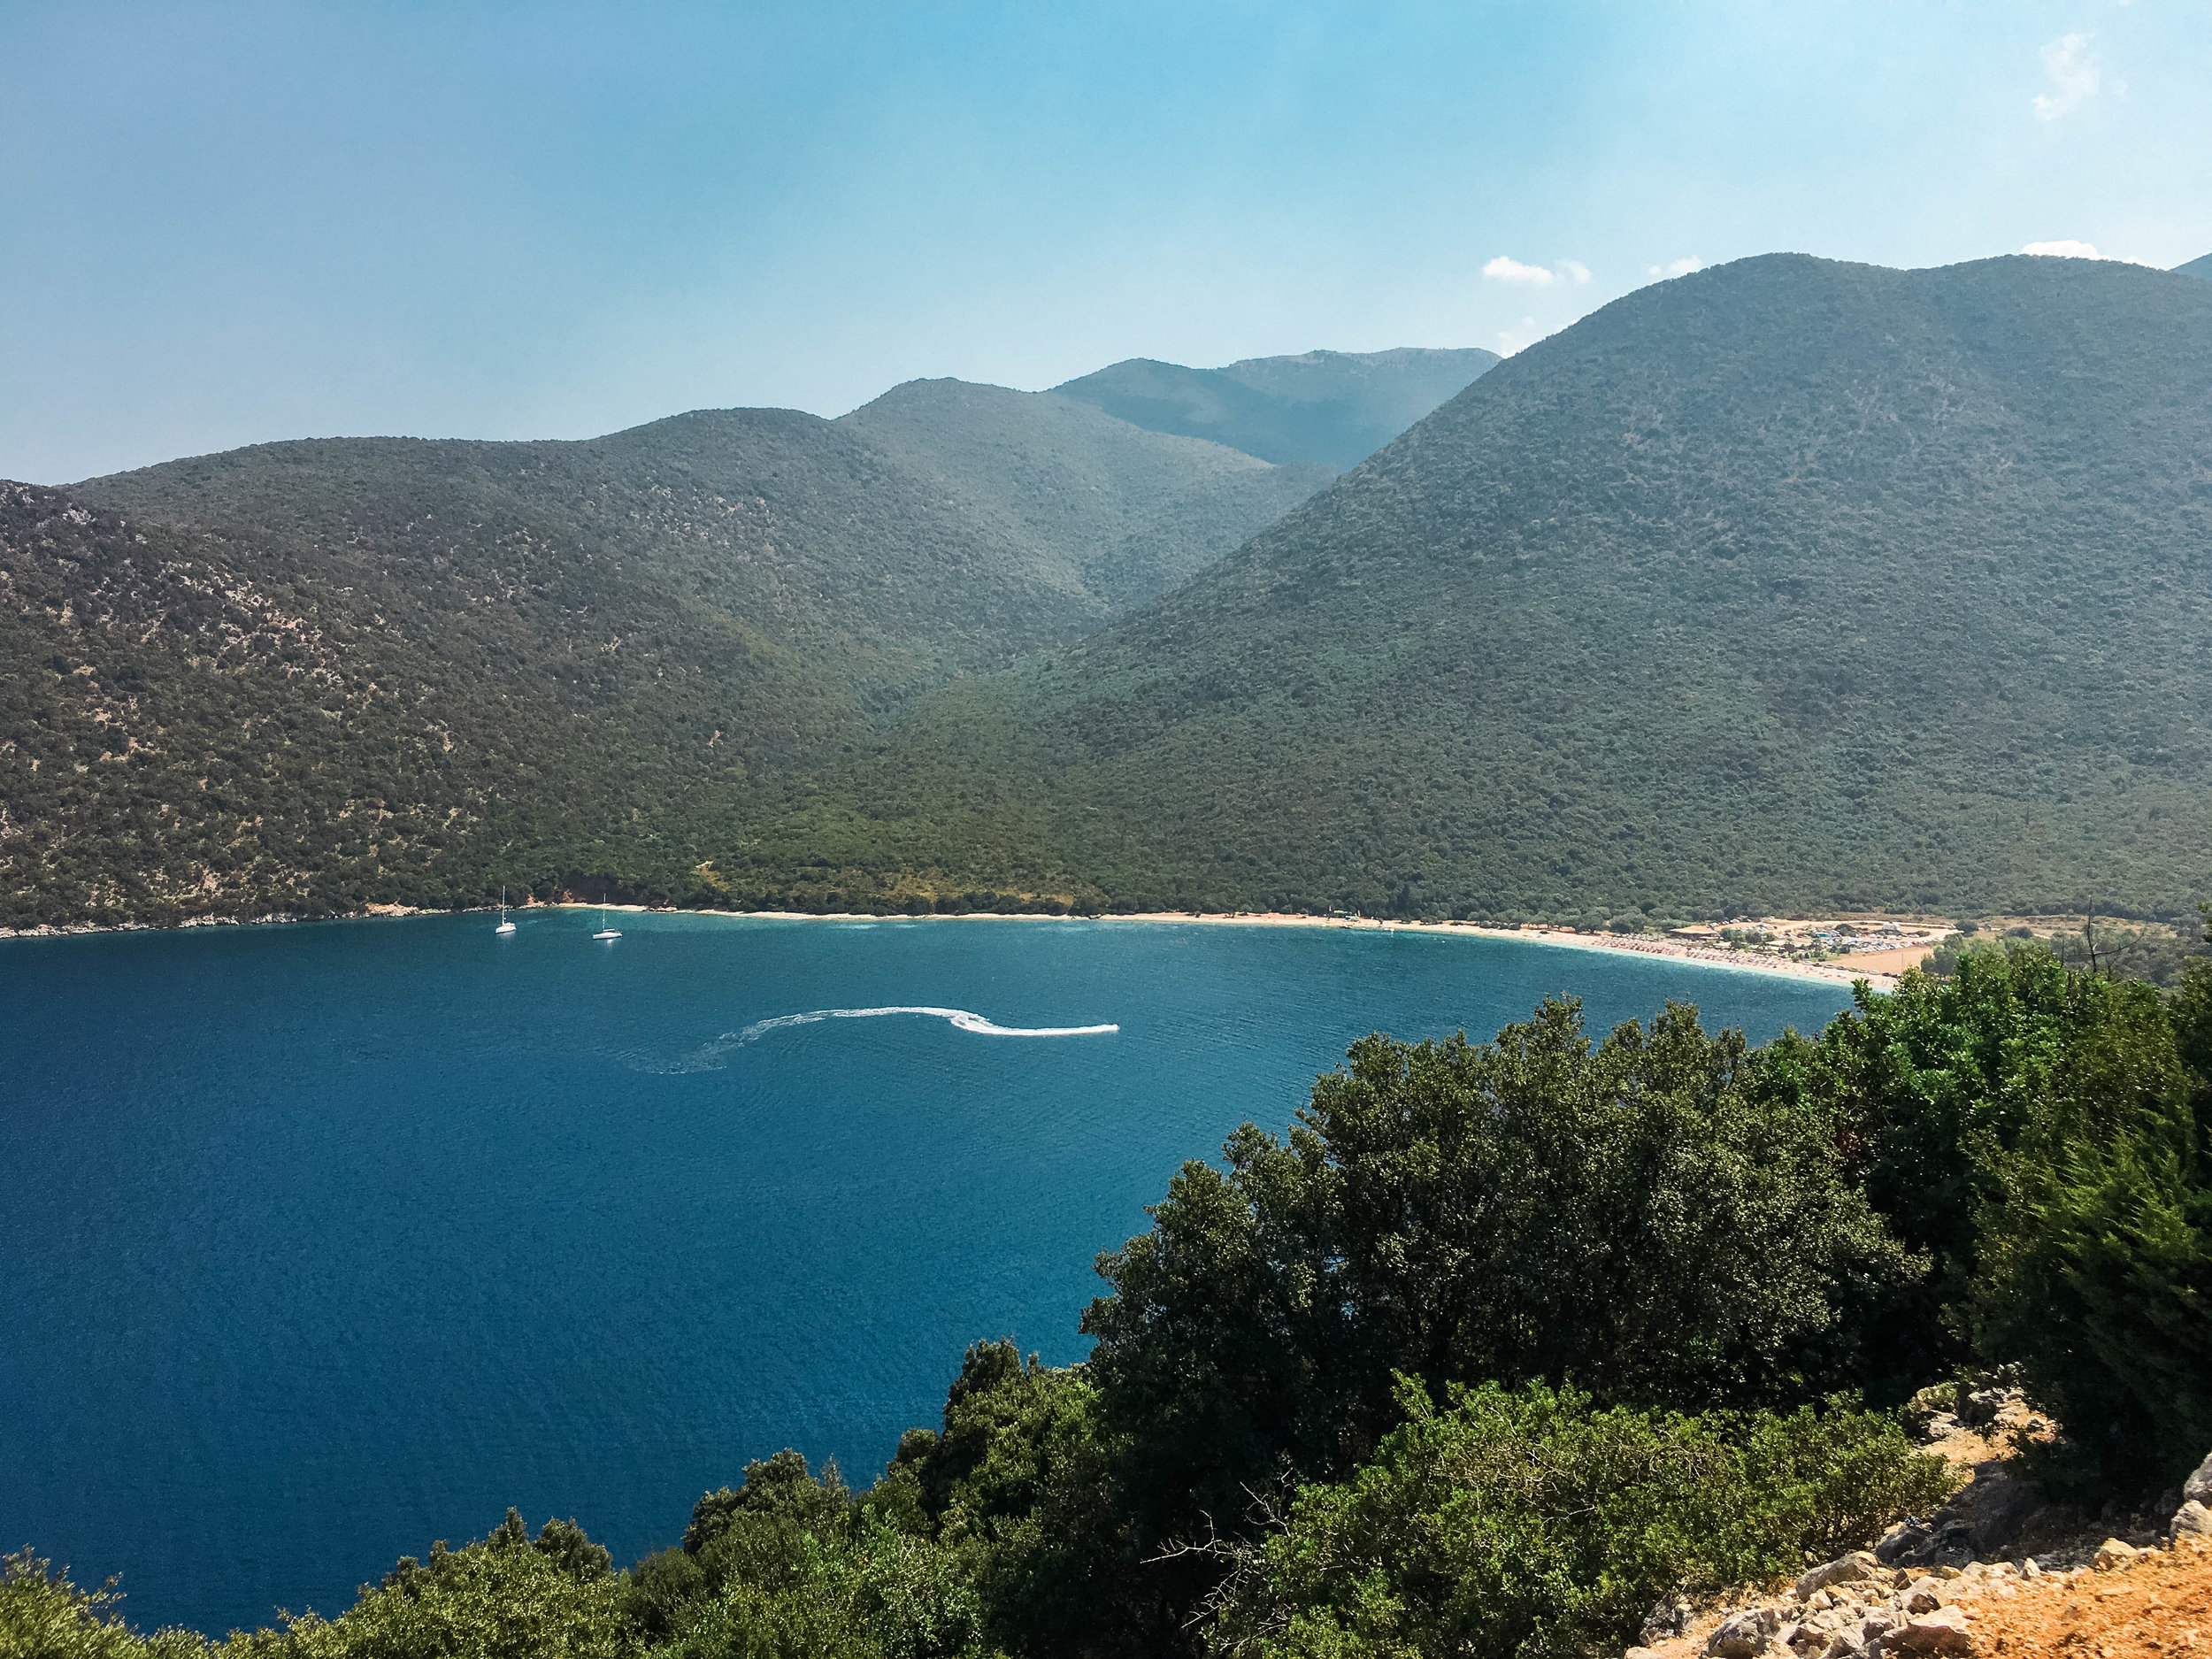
[1052,345,1498,468]
[2176,252,2212,280]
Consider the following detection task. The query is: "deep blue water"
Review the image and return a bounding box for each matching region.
[0,911,1853,1635]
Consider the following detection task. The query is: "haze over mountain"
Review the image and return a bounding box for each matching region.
[741,254,2212,922]
[2177,252,2212,280]
[1053,347,1500,467]
[833,378,1336,611]
[3,380,1328,926]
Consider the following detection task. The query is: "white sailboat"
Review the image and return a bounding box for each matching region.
[495,887,516,934]
[593,902,621,941]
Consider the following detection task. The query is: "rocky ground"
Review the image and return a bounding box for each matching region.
[1624,1391,2212,1659]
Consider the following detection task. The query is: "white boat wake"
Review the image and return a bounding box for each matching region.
[644,1005,1120,1072]
[734,1006,1119,1044]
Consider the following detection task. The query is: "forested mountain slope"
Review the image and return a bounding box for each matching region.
[77,396,1319,703]
[834,378,1333,609]
[742,254,2212,920]
[6,388,1325,926]
[0,479,852,925]
[1053,345,1499,466]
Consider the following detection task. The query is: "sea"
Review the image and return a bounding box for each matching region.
[0,910,1855,1635]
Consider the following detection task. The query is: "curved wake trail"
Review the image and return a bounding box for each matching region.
[735,1006,1119,1045]
[643,1005,1119,1073]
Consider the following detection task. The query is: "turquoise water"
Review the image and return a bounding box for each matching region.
[0,911,1853,1635]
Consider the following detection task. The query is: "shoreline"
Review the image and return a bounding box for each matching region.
[582,903,1902,989]
[4,902,1903,990]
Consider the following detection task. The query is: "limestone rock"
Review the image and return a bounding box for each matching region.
[2093,1538,2138,1571]
[2186,1449,2212,1508]
[1886,1606,1973,1655]
[1644,1598,1695,1643]
[2171,1499,2212,1542]
[1795,1552,1883,1602]
[1958,1389,2007,1430]
[1707,1608,1783,1657]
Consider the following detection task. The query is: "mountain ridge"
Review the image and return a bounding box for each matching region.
[6,355,1371,926]
[1052,344,1499,467]
[730,252,2212,920]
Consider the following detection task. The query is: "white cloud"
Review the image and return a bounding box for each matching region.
[1644,257,1703,279]
[2032,33,2102,121]
[1483,255,1554,286]
[1557,259,1593,287]
[2020,240,2161,265]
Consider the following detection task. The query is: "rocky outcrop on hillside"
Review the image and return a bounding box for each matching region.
[1624,1416,2212,1659]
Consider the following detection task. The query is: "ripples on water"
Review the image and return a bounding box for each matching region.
[0,912,1851,1635]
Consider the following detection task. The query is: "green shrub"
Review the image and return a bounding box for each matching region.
[1970,1010,2211,1489]
[1204,1379,1958,1659]
[1081,1000,1920,1581]
[220,1517,640,1659]
[904,1344,1129,1659]
[1775,942,2211,1489]
[0,1550,205,1659]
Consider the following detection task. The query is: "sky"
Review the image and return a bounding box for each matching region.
[4,0,2208,482]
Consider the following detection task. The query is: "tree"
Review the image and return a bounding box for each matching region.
[1079,1001,1919,1644]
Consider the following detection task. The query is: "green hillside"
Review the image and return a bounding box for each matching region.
[0,476,857,926]
[834,378,1334,609]
[78,397,1321,703]
[5,389,1325,927]
[1053,345,1499,467]
[735,254,2212,921]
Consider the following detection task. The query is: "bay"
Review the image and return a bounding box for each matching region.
[0,910,1853,1635]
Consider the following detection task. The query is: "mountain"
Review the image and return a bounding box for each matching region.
[6,388,1326,926]
[2177,252,2212,280]
[78,395,1325,703]
[1053,346,1500,467]
[734,254,2212,921]
[834,378,1335,611]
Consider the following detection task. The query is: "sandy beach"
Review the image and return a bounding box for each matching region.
[4,900,1911,991]
[554,902,1910,992]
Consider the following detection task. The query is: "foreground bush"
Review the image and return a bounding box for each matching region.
[222,1512,638,1659]
[1205,1379,1958,1659]
[1774,943,2212,1487]
[1970,965,2212,1489]
[0,1551,206,1659]
[1079,996,1923,1647]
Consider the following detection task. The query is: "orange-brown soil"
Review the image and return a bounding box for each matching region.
[1974,1542,2212,1658]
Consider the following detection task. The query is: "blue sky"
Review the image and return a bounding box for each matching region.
[4,1,2207,481]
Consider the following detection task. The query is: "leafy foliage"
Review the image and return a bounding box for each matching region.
[224,1512,638,1659]
[1070,999,1920,1647]
[1969,962,2212,1488]
[1769,941,2212,1485]
[0,1550,207,1659]
[1203,1379,1956,1659]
